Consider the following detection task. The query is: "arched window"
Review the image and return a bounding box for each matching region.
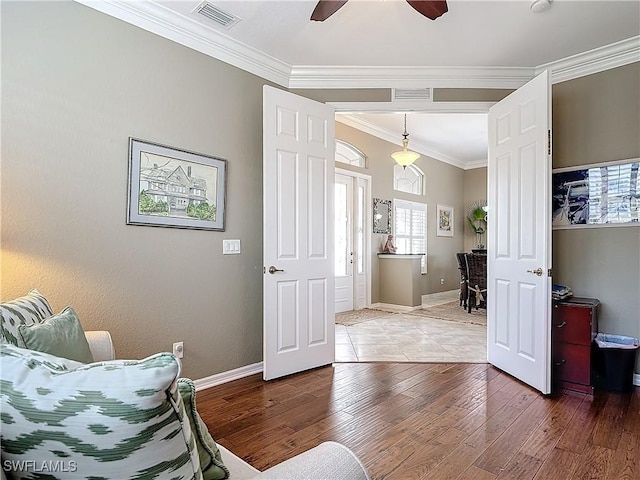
[336,140,366,168]
[394,164,424,195]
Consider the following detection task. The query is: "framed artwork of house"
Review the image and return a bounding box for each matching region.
[127,138,227,231]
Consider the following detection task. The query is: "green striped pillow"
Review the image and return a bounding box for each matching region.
[0,344,202,479]
[0,289,53,345]
[178,379,229,480]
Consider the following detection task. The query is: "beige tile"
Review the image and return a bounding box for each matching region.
[335,343,358,362]
[336,308,488,364]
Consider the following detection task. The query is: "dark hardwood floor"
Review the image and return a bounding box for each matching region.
[197,363,640,479]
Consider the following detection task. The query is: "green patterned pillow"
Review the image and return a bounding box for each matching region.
[178,379,229,480]
[16,306,94,364]
[0,289,54,345]
[0,344,202,480]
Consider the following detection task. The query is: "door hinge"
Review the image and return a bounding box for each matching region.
[547,130,552,156]
[548,268,553,277]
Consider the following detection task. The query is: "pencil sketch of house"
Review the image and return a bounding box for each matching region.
[139,163,213,219]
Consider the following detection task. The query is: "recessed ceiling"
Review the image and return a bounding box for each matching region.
[157,0,639,69]
[79,0,640,168]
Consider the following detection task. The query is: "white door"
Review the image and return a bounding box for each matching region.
[263,86,335,381]
[335,173,354,313]
[487,71,552,395]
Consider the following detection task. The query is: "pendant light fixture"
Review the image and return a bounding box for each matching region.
[391,114,420,168]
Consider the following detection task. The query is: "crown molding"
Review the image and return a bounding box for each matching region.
[289,66,535,89]
[75,0,291,87]
[337,115,466,169]
[537,36,640,84]
[77,1,638,89]
[464,159,488,170]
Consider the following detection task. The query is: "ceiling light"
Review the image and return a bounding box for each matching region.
[530,0,552,13]
[391,114,420,168]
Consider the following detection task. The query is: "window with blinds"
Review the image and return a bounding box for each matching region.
[394,199,427,273]
[587,162,639,224]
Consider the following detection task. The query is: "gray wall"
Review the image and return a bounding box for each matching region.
[463,167,488,252]
[552,63,640,373]
[335,122,465,303]
[1,1,267,379]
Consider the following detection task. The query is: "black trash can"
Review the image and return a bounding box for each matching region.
[594,334,639,393]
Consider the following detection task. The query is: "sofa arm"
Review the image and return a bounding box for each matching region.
[84,330,115,361]
[250,442,369,480]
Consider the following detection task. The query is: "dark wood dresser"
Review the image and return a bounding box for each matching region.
[552,297,599,394]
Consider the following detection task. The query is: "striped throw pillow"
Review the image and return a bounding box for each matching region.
[0,289,53,345]
[0,344,203,479]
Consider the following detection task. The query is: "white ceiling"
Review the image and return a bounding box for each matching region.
[160,0,639,68]
[80,0,640,168]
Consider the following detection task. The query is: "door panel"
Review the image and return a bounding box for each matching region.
[335,173,354,313]
[487,70,552,395]
[264,86,335,381]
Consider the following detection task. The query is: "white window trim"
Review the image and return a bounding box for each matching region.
[393,198,428,274]
[393,164,425,196]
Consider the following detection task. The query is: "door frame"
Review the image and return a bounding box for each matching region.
[335,167,372,310]
[332,99,553,386]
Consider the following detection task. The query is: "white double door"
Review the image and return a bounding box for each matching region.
[334,171,369,314]
[263,73,552,392]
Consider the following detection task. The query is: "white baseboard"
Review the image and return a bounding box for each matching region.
[370,302,422,313]
[421,290,459,302]
[634,373,640,387]
[194,362,263,391]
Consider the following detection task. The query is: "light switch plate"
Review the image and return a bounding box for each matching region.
[223,239,241,255]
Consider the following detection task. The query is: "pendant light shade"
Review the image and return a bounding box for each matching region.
[391,114,420,167]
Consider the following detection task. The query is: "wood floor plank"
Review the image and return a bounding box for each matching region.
[570,444,614,480]
[518,391,583,460]
[591,392,633,450]
[195,363,640,479]
[532,447,580,479]
[473,395,549,474]
[605,430,639,480]
[458,465,498,480]
[495,452,543,480]
[555,392,607,454]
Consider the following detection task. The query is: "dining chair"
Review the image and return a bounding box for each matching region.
[455,253,468,309]
[465,253,487,313]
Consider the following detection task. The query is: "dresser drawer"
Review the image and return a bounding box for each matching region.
[553,304,594,345]
[553,343,591,386]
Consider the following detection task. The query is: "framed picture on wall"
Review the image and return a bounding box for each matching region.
[552,158,639,229]
[436,204,454,237]
[127,138,227,231]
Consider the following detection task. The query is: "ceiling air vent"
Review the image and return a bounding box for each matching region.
[193,1,241,29]
[392,88,433,102]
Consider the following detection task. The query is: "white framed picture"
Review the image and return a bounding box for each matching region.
[436,204,454,237]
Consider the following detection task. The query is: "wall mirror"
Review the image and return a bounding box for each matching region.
[373,198,392,234]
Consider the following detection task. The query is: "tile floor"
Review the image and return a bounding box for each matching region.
[335,291,487,363]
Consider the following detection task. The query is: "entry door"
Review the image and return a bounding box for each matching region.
[263,86,335,381]
[487,71,552,395]
[335,173,354,313]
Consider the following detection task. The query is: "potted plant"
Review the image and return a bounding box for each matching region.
[467,201,487,249]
